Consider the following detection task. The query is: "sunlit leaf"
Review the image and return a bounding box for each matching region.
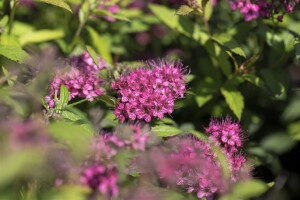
[34,0,72,13]
[151,125,181,137]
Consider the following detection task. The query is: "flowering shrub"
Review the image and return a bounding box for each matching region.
[0,0,299,200]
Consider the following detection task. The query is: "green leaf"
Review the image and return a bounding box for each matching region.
[195,77,220,108]
[239,53,260,71]
[19,29,65,46]
[288,122,300,141]
[0,34,21,46]
[212,34,246,58]
[34,0,72,13]
[0,45,29,63]
[97,95,117,108]
[93,10,130,21]
[261,133,295,154]
[176,5,194,16]
[232,179,268,198]
[242,74,265,88]
[204,0,213,20]
[85,45,98,66]
[260,68,287,99]
[56,85,70,111]
[295,40,300,60]
[151,125,181,137]
[221,82,244,120]
[205,40,232,76]
[48,121,93,158]
[86,26,112,64]
[47,186,90,200]
[0,150,44,187]
[149,4,209,45]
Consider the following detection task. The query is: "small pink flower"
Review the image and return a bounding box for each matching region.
[112,60,187,122]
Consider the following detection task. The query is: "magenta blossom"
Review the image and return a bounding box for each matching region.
[229,0,299,22]
[137,136,226,199]
[80,164,118,197]
[206,117,248,181]
[112,60,187,122]
[45,52,106,108]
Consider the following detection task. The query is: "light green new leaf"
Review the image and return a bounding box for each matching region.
[34,0,72,13]
[151,125,181,137]
[47,186,90,200]
[0,150,44,187]
[19,29,65,46]
[86,45,98,66]
[204,0,213,20]
[221,83,244,120]
[295,40,300,60]
[232,179,268,198]
[149,4,209,45]
[56,85,70,111]
[93,10,130,21]
[176,5,194,16]
[86,26,112,64]
[0,45,29,63]
[49,121,93,158]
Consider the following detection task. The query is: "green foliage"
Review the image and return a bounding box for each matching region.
[221,180,269,200]
[0,45,29,63]
[1,0,300,199]
[221,81,244,120]
[34,0,72,13]
[151,125,182,137]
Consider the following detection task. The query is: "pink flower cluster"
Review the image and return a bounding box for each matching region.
[83,124,150,196]
[80,165,118,197]
[206,118,247,181]
[45,52,106,108]
[112,60,187,122]
[229,0,299,22]
[91,124,150,162]
[139,136,224,199]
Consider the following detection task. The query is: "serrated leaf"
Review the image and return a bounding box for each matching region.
[86,45,98,66]
[0,45,29,63]
[19,29,65,45]
[34,0,72,13]
[151,125,181,137]
[176,5,194,16]
[56,85,70,111]
[221,83,244,119]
